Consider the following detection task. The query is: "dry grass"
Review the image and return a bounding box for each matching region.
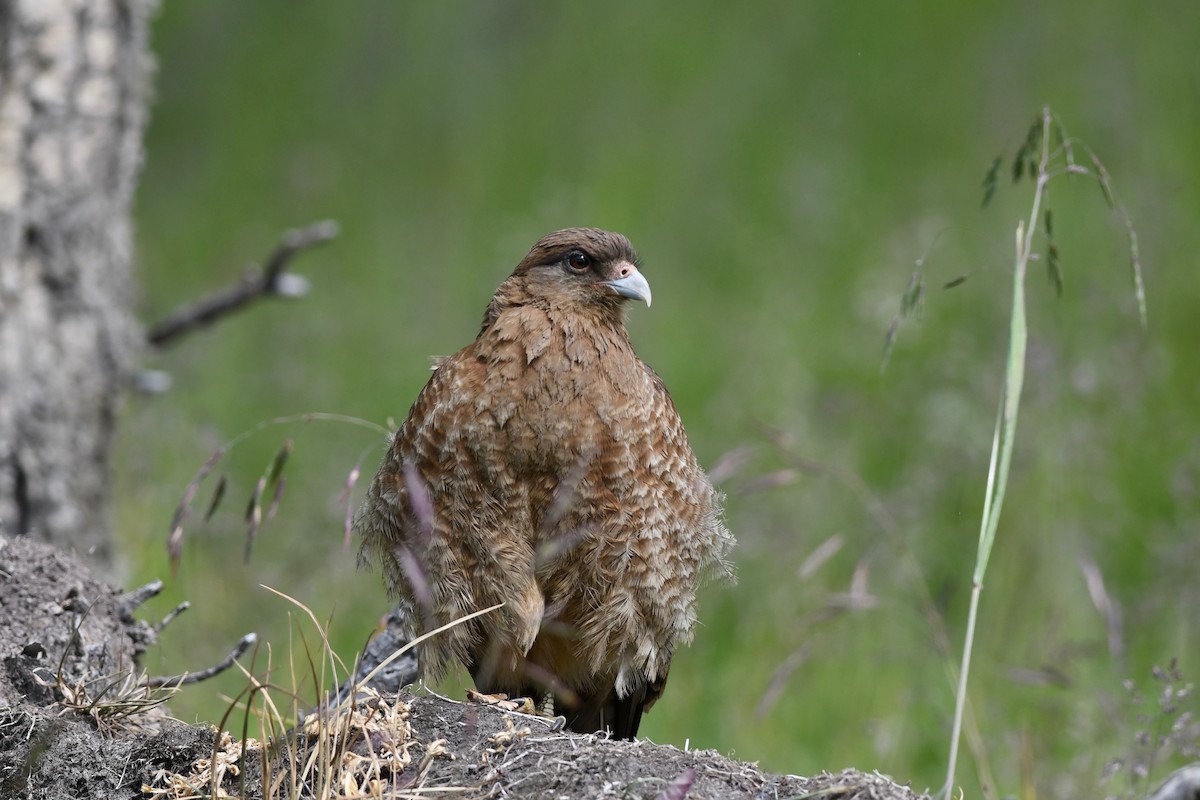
[31,605,180,735]
[141,588,504,799]
[34,665,179,735]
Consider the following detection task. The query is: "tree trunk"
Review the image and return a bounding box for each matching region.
[0,0,154,564]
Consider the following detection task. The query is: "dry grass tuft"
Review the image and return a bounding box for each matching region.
[140,689,478,799]
[143,728,256,800]
[33,665,179,734]
[136,589,507,799]
[273,689,461,799]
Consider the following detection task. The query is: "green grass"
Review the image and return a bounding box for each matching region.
[116,3,1200,797]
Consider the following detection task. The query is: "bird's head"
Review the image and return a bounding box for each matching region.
[505,228,652,314]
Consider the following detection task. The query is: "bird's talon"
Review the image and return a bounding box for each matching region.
[466,689,537,714]
[466,689,510,706]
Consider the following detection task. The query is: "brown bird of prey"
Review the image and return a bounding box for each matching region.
[357,228,734,738]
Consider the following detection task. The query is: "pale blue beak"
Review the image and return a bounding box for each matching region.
[603,263,652,307]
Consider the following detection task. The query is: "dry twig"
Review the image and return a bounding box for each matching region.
[147,220,339,348]
[146,632,258,688]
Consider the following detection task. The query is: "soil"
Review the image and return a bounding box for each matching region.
[0,534,928,799]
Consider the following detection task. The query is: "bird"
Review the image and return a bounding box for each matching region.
[356,227,734,738]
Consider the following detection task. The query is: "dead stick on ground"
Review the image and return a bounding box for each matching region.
[146,220,340,348]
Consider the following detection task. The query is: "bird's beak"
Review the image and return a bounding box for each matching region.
[603,262,653,307]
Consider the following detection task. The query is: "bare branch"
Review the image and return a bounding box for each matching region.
[145,632,258,688]
[146,220,339,348]
[153,601,190,634]
[115,579,163,621]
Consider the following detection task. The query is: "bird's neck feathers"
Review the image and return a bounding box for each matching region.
[477,275,629,341]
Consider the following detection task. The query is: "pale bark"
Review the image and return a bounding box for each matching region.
[0,0,155,562]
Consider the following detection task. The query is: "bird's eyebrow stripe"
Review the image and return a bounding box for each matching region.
[544,246,641,269]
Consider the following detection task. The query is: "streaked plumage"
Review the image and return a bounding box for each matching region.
[357,228,733,738]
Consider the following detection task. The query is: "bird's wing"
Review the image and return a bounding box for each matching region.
[360,328,561,686]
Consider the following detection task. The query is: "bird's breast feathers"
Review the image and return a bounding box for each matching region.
[430,306,656,449]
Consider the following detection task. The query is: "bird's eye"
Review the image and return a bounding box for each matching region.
[565,251,591,273]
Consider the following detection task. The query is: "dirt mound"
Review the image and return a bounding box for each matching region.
[0,535,156,709]
[0,534,927,799]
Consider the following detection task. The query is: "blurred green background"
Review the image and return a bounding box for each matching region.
[115,2,1199,796]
